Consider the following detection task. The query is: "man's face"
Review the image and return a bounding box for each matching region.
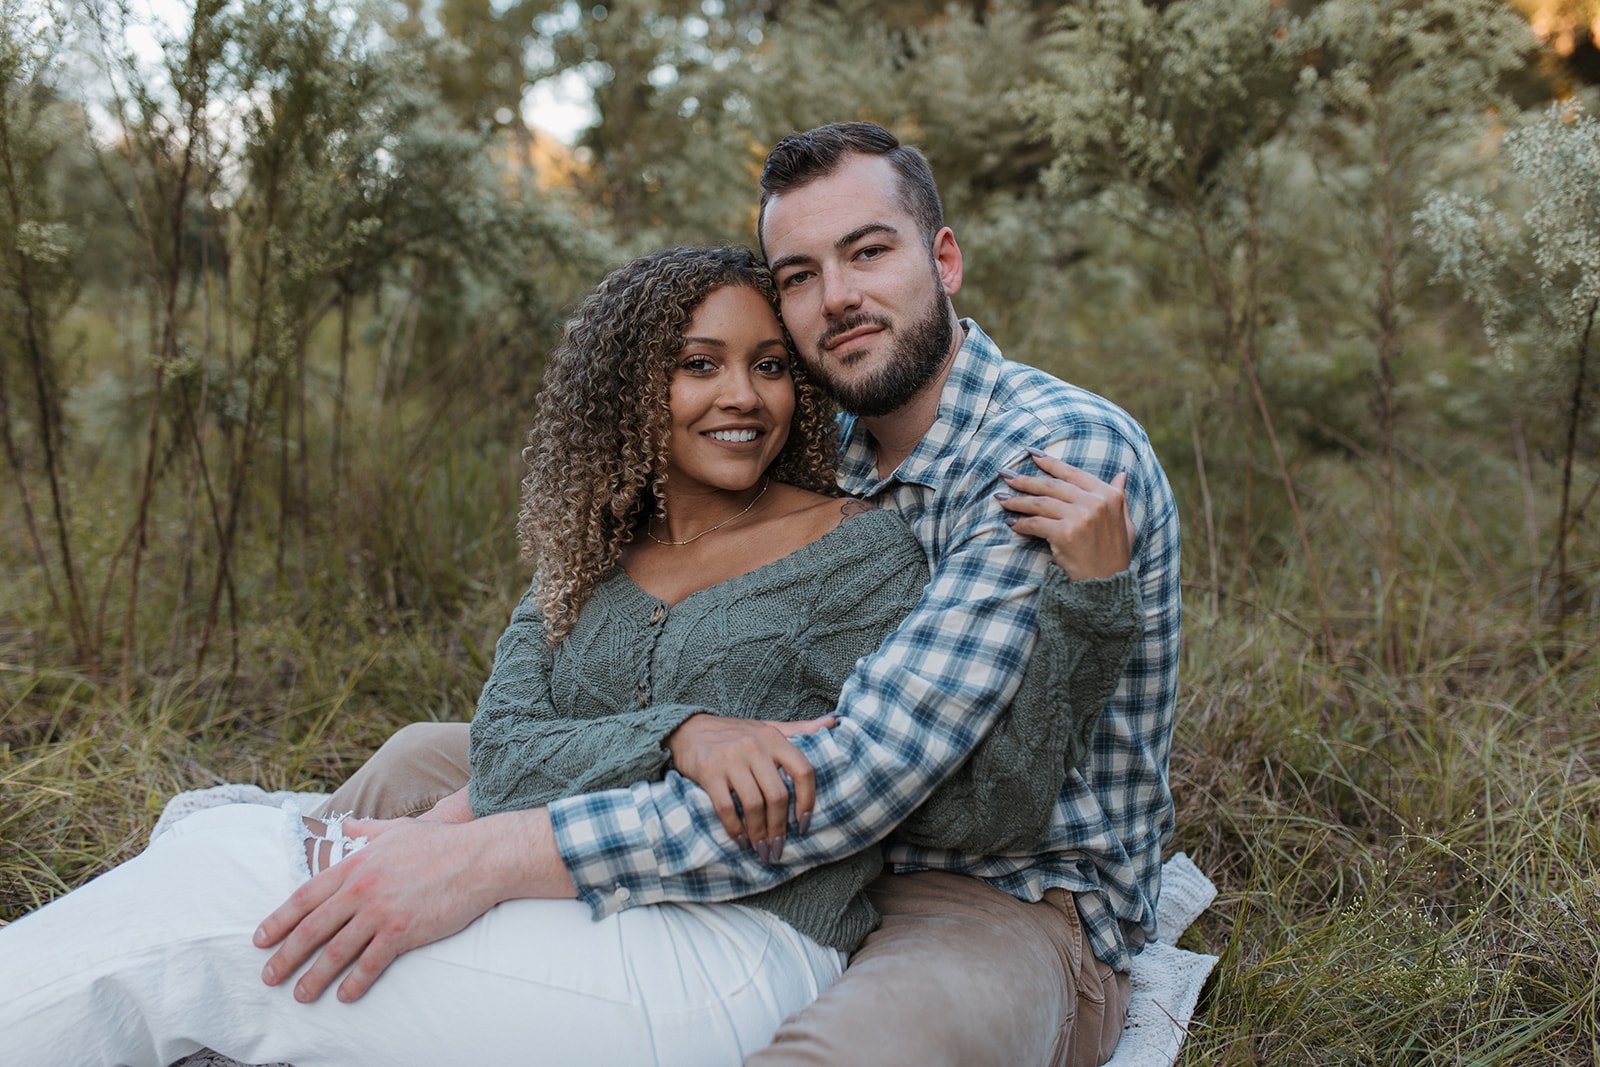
[761,154,962,418]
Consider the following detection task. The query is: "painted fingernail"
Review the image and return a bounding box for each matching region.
[736,833,750,849]
[998,466,1023,480]
[993,491,1014,501]
[261,963,276,983]
[772,835,785,861]
[1004,515,1019,527]
[1026,446,1049,460]
[755,839,769,863]
[797,811,811,835]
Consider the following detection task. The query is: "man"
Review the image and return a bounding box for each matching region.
[257,122,1180,1067]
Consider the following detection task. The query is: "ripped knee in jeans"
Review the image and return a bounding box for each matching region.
[296,813,369,876]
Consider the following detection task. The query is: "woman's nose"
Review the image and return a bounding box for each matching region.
[717,368,761,410]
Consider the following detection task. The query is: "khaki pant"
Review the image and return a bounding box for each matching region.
[320,721,1130,1067]
[313,721,472,820]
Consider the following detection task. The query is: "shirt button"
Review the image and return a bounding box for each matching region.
[614,886,631,903]
[649,603,666,624]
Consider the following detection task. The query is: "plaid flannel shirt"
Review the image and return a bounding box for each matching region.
[548,320,1181,970]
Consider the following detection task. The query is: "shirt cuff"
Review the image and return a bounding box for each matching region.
[547,782,667,919]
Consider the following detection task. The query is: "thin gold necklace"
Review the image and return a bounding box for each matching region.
[646,479,771,546]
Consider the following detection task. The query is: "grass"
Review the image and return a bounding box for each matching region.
[1,379,1596,1065]
[1169,553,1600,1063]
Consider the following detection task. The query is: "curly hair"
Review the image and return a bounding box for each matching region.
[519,245,839,642]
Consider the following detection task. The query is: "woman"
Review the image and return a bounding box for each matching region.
[0,246,1139,1065]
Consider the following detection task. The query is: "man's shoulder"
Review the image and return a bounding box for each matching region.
[979,355,1153,457]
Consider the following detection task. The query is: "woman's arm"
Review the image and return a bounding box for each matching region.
[897,453,1142,853]
[895,566,1142,853]
[467,585,711,816]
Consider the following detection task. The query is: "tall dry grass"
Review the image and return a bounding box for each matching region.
[1,329,1596,1067]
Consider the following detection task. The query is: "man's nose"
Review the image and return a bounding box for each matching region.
[820,264,862,318]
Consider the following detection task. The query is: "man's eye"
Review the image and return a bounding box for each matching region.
[781,271,812,289]
[857,245,886,261]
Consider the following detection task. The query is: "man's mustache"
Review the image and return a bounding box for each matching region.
[817,313,892,353]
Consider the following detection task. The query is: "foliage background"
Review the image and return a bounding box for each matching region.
[2,0,1598,1061]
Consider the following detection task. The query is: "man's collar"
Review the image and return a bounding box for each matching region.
[836,319,1003,495]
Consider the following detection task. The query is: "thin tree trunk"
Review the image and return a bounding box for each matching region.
[0,372,66,625]
[1553,297,1598,632]
[296,328,309,541]
[1373,107,1404,672]
[1511,416,1540,618]
[1186,178,1336,656]
[121,10,210,692]
[197,168,281,674]
[1187,392,1221,615]
[373,266,424,424]
[0,83,97,667]
[332,284,352,499]
[170,193,217,659]
[275,352,290,583]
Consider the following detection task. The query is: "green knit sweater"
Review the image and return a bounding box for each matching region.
[468,508,1141,952]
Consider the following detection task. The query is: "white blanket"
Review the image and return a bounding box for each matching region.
[1103,851,1219,1067]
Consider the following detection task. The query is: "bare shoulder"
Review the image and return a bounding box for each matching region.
[768,486,883,543]
[836,497,879,522]
[809,495,879,537]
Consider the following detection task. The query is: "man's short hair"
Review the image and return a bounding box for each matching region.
[758,122,944,253]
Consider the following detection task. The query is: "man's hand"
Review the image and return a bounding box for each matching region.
[256,809,573,1003]
[665,712,833,862]
[996,450,1135,580]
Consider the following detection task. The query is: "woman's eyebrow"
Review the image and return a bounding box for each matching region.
[681,337,787,349]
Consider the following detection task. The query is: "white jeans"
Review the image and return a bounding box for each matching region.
[0,804,842,1066]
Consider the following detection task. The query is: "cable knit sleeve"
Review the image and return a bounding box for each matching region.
[467,585,707,818]
[895,565,1142,854]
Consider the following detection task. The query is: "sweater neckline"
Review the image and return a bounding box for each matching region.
[610,506,906,611]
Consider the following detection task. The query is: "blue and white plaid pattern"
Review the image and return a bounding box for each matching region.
[549,321,1181,971]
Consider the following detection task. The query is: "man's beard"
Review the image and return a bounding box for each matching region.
[808,281,953,419]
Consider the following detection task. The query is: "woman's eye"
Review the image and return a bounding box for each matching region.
[757,358,789,376]
[679,356,714,373]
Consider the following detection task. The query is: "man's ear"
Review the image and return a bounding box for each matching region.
[932,226,963,297]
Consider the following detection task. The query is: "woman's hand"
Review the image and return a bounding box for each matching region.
[996,449,1135,579]
[665,712,835,862]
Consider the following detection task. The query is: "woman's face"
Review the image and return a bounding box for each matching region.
[663,284,796,497]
